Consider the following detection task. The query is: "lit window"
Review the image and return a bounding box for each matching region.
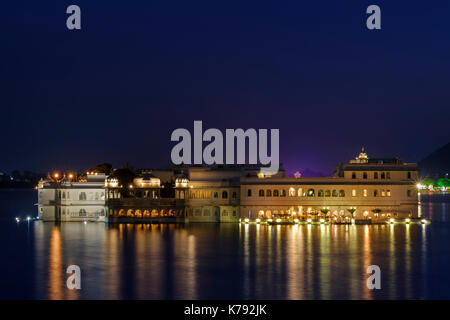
[297,188,302,197]
[289,188,295,196]
[307,189,315,197]
[387,190,391,197]
[280,189,286,197]
[363,189,367,197]
[381,190,386,197]
[352,189,356,197]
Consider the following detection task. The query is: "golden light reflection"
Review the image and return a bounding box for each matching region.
[404,223,411,299]
[389,223,396,298]
[105,227,120,299]
[243,223,250,298]
[362,225,372,300]
[286,225,303,299]
[319,225,331,299]
[48,226,63,300]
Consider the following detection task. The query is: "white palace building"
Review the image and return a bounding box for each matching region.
[37,149,420,223]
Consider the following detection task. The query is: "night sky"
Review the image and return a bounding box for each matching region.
[1,1,449,176]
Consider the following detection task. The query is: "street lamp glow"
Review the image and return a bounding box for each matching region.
[389,218,395,224]
[256,218,261,223]
[405,218,411,223]
[307,218,312,224]
[244,218,249,223]
[276,218,281,223]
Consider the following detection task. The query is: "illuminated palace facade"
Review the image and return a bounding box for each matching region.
[104,149,419,223]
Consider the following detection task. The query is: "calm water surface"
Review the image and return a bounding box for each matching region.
[0,190,449,299]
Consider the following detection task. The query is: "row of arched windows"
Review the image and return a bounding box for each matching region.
[256,188,345,197]
[258,189,287,197]
[190,190,237,200]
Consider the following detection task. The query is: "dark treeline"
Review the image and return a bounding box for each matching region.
[0,170,46,188]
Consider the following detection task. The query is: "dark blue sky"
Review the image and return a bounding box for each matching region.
[1,1,449,176]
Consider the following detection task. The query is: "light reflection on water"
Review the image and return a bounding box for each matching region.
[27,222,436,299]
[0,190,449,299]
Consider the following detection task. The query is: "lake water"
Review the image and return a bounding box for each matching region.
[0,189,449,299]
